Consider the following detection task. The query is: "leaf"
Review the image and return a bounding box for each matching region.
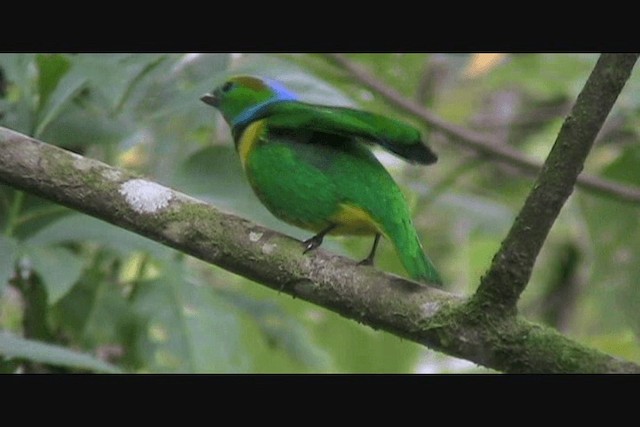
[580,144,640,335]
[5,191,74,241]
[130,53,231,120]
[311,310,423,373]
[0,236,19,294]
[28,53,91,138]
[465,235,502,291]
[71,54,167,114]
[0,357,20,373]
[0,331,121,373]
[25,244,84,305]
[239,281,422,373]
[39,99,134,148]
[0,54,37,134]
[216,288,332,370]
[481,54,598,100]
[25,214,172,260]
[34,68,88,138]
[585,330,640,363]
[52,252,136,351]
[35,54,71,112]
[173,145,248,201]
[131,261,248,372]
[435,192,514,235]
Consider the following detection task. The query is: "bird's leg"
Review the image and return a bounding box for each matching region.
[303,224,336,254]
[358,233,381,266]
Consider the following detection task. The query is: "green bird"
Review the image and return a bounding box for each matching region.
[201,75,443,285]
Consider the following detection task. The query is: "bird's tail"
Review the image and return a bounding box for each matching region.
[402,237,443,286]
[385,217,443,286]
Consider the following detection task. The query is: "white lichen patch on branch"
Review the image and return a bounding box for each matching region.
[249,231,277,254]
[249,231,263,242]
[421,301,442,318]
[261,243,277,255]
[119,179,173,214]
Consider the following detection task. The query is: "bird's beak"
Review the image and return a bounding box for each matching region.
[200,93,218,107]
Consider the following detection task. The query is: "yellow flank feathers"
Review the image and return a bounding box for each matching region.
[237,119,267,170]
[330,203,383,236]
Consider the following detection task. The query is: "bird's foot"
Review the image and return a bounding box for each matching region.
[302,235,324,254]
[357,256,374,266]
[302,224,336,254]
[357,233,380,267]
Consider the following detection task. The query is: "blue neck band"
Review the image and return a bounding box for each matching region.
[231,79,299,129]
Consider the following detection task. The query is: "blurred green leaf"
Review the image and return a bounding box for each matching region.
[25,244,84,305]
[52,251,135,351]
[26,213,172,259]
[0,331,121,373]
[435,192,514,235]
[240,282,421,373]
[585,330,640,363]
[71,54,167,114]
[0,54,38,134]
[9,193,72,240]
[0,357,20,373]
[35,54,71,111]
[467,235,502,287]
[351,53,431,95]
[217,288,332,370]
[33,71,87,138]
[2,54,89,138]
[173,145,249,202]
[130,53,230,120]
[481,54,598,100]
[40,99,133,148]
[131,261,248,372]
[580,144,640,336]
[312,310,423,373]
[0,236,19,294]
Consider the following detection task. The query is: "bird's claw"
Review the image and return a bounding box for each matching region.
[302,236,322,254]
[357,257,374,266]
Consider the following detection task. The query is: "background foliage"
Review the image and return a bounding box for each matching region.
[1,53,639,373]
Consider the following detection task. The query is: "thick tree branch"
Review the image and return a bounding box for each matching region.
[475,54,639,313]
[1,126,639,373]
[324,53,640,205]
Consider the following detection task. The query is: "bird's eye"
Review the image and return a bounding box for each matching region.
[221,81,234,93]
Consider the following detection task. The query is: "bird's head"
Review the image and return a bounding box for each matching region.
[201,75,298,128]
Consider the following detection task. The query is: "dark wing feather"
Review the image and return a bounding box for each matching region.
[244,101,438,165]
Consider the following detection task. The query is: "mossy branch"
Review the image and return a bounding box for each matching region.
[475,54,639,313]
[1,126,638,373]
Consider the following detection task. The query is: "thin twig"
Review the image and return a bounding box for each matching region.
[324,53,640,205]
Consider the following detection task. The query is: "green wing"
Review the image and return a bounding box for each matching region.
[257,101,438,165]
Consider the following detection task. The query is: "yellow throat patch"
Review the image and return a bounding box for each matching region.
[237,119,266,170]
